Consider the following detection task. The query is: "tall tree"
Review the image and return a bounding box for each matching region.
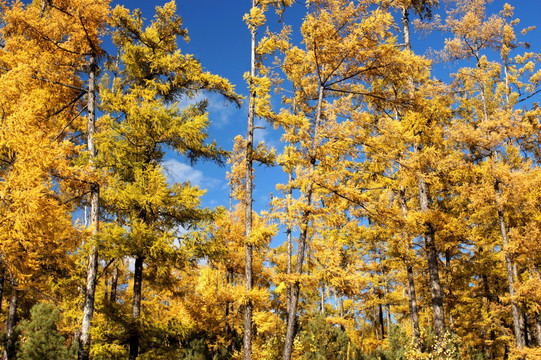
[98,2,239,358]
[242,1,292,357]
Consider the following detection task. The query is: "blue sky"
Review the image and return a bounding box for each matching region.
[112,0,541,216]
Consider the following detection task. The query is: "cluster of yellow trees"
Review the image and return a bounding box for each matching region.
[0,0,540,359]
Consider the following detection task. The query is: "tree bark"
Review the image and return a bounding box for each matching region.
[495,176,525,349]
[0,266,4,315]
[78,53,100,360]
[399,190,421,346]
[283,85,324,360]
[243,2,256,357]
[129,255,144,360]
[418,174,446,339]
[110,263,118,303]
[401,4,445,340]
[286,172,293,315]
[3,279,18,360]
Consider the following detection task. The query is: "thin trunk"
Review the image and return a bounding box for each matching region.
[374,307,379,340]
[110,264,118,303]
[401,5,444,340]
[286,171,293,315]
[399,189,421,345]
[283,85,324,360]
[536,313,541,346]
[243,2,256,358]
[378,303,385,339]
[406,265,421,343]
[0,267,4,314]
[3,280,18,360]
[418,174,446,339]
[496,181,525,348]
[523,312,529,347]
[129,256,144,360]
[320,281,325,313]
[78,53,99,360]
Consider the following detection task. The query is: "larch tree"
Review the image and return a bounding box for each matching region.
[97,2,239,358]
[443,0,541,351]
[275,0,427,357]
[0,2,108,359]
[242,1,292,358]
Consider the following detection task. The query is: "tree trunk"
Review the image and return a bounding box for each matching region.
[378,303,385,339]
[399,189,421,346]
[3,280,18,360]
[418,174,446,339]
[400,5,444,340]
[495,182,525,348]
[286,172,293,315]
[78,53,100,360]
[243,2,256,358]
[110,263,118,303]
[129,255,144,360]
[283,86,324,360]
[320,281,325,313]
[0,267,4,315]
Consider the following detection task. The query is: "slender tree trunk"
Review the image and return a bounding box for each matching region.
[286,172,293,315]
[400,5,445,339]
[536,313,541,346]
[495,181,525,348]
[378,303,385,339]
[418,174,446,339]
[3,279,18,360]
[78,53,100,360]
[320,281,325,313]
[283,86,324,360]
[243,2,256,358]
[110,263,118,303]
[129,256,144,360]
[399,189,421,346]
[0,267,4,315]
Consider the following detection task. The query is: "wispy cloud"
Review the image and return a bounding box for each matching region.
[176,92,241,128]
[162,159,221,189]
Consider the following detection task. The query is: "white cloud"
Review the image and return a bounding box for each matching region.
[176,92,240,128]
[162,159,220,189]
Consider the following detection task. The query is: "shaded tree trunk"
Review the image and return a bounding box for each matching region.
[78,53,100,360]
[0,267,4,315]
[3,279,18,360]
[129,255,144,360]
[110,263,119,303]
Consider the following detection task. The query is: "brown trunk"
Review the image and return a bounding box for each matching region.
[243,2,257,358]
[320,281,325,313]
[378,303,385,339]
[536,313,541,346]
[3,280,18,360]
[283,85,324,360]
[129,256,144,360]
[0,267,4,315]
[110,264,118,303]
[78,53,100,360]
[418,174,446,339]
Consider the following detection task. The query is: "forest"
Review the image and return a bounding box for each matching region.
[1,0,541,359]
